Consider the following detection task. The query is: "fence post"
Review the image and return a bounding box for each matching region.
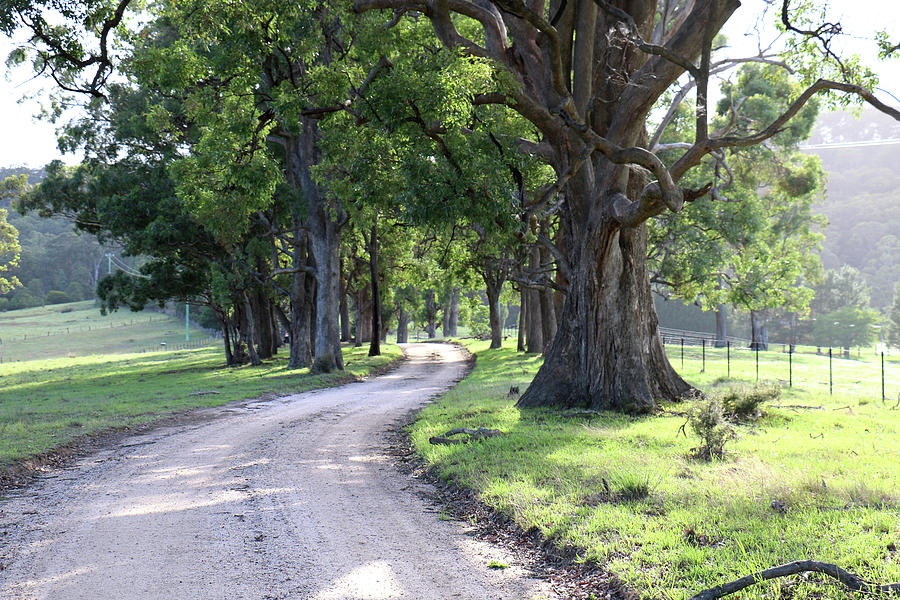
[727,341,730,378]
[828,348,833,395]
[789,347,792,388]
[883,352,886,402]
[701,339,706,373]
[681,338,684,368]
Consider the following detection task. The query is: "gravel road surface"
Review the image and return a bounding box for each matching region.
[0,343,554,599]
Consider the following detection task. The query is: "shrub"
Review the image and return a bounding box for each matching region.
[688,398,734,461]
[718,382,781,422]
[45,290,71,305]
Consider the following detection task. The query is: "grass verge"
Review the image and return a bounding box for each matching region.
[0,343,403,482]
[410,340,900,600]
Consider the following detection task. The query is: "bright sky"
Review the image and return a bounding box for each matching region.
[1,1,899,169]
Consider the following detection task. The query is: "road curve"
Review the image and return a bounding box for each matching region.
[0,343,554,600]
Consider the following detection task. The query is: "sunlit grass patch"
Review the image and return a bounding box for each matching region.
[410,340,900,600]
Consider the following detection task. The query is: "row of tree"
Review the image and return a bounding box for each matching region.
[2,0,899,412]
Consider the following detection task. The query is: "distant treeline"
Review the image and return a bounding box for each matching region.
[0,167,110,311]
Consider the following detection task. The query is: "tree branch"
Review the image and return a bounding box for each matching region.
[689,560,900,600]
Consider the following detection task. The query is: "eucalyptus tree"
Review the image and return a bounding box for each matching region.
[651,63,826,350]
[353,0,900,412]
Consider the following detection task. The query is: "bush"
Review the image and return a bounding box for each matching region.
[688,398,734,461]
[717,382,781,422]
[467,304,491,339]
[45,290,71,305]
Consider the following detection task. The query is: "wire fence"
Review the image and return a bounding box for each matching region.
[498,323,898,403]
[136,335,221,354]
[661,334,899,404]
[0,315,166,343]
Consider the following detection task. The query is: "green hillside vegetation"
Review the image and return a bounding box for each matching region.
[0,342,402,474]
[806,110,900,309]
[0,300,213,362]
[412,340,900,600]
[0,167,109,310]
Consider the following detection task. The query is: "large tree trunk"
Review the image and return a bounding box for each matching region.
[526,248,543,352]
[367,221,381,357]
[284,118,344,373]
[424,290,437,338]
[354,291,363,347]
[308,206,344,372]
[518,222,691,413]
[517,287,526,352]
[485,281,503,349]
[714,305,728,348]
[396,304,409,343]
[339,266,351,342]
[539,239,558,346]
[750,310,768,351]
[288,227,312,369]
[240,292,262,366]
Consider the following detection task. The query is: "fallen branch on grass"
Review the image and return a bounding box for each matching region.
[429,427,502,445]
[560,409,601,418]
[191,390,222,396]
[688,560,900,600]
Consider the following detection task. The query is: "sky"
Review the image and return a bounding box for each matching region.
[1,1,900,169]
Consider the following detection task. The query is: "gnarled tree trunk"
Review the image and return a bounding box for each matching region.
[518,218,691,413]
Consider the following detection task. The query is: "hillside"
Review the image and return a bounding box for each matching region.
[804,109,900,308]
[1,166,110,310]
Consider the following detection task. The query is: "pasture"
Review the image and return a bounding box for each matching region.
[411,340,900,600]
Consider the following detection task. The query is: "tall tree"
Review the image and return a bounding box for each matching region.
[354,0,900,412]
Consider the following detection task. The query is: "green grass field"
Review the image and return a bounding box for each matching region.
[411,340,900,600]
[0,301,405,473]
[0,300,214,362]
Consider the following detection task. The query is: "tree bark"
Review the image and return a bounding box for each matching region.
[240,292,262,366]
[750,310,768,351]
[288,226,312,369]
[486,280,503,349]
[424,290,437,338]
[518,223,691,413]
[517,287,526,352]
[367,221,381,357]
[283,118,344,374]
[354,291,363,347]
[526,247,543,352]
[396,304,409,343]
[339,265,351,342]
[714,304,727,348]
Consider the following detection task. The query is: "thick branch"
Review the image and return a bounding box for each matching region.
[671,78,900,180]
[689,560,900,600]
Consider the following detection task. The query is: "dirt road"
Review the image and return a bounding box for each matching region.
[0,343,554,599]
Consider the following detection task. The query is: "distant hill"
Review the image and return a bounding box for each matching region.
[1,166,109,311]
[803,109,900,308]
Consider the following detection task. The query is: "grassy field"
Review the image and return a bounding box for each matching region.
[0,343,403,472]
[0,300,214,362]
[411,340,900,600]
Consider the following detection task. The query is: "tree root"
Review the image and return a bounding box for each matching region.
[429,427,502,445]
[689,560,900,600]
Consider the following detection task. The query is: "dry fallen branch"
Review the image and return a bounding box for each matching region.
[560,409,601,418]
[429,427,502,445]
[689,560,900,600]
[190,390,222,396]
